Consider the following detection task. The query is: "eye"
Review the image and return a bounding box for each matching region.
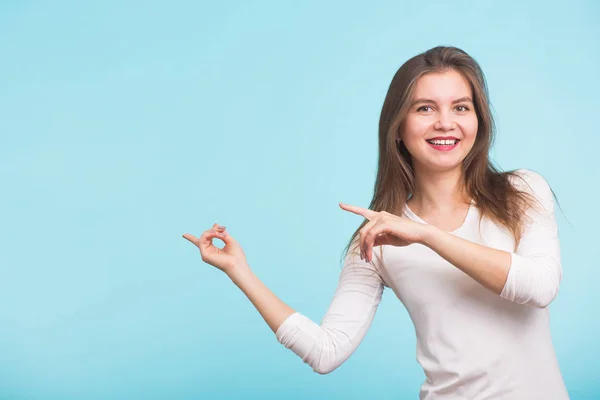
[417,105,433,112]
[456,105,470,112]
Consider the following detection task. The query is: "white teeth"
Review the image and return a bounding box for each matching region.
[427,139,458,145]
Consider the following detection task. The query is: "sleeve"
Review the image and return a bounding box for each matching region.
[275,246,385,374]
[499,169,563,309]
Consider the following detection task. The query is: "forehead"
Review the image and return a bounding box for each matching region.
[413,69,472,99]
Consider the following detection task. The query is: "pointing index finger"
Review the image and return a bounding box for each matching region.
[182,233,198,245]
[339,203,377,220]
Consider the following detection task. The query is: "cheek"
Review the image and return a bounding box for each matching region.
[402,118,429,141]
[461,116,479,140]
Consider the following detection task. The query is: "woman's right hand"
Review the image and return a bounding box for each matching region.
[182,223,249,276]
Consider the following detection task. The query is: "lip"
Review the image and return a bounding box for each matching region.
[427,136,460,140]
[426,137,460,152]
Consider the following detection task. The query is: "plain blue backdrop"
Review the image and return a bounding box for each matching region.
[1,1,599,399]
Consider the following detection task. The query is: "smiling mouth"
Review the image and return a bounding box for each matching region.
[426,139,460,146]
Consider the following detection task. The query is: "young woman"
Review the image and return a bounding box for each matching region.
[183,46,569,399]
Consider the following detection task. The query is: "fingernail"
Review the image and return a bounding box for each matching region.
[218,225,226,230]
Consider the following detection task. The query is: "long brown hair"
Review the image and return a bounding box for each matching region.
[341,45,556,268]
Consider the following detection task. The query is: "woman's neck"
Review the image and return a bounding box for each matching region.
[408,166,470,213]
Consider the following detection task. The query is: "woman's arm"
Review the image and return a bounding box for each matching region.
[421,169,562,308]
[184,225,384,374]
[227,267,297,334]
[420,227,512,295]
[230,246,385,375]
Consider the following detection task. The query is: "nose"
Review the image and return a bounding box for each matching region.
[433,110,456,131]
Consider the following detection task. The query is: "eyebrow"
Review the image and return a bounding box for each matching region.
[410,96,473,107]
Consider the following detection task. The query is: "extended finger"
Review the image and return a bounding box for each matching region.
[182,233,199,246]
[182,229,225,249]
[339,203,378,220]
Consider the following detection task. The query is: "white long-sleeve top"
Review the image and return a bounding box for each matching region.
[275,169,569,399]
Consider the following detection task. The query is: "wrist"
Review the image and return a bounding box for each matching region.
[419,224,440,247]
[227,263,255,286]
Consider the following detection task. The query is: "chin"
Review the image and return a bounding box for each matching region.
[428,163,464,173]
[416,157,465,173]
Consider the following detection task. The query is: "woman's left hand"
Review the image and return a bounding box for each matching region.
[339,202,431,262]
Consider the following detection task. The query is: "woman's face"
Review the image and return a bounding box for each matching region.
[401,69,478,174]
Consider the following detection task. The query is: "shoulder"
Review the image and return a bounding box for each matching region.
[508,168,555,214]
[508,168,551,194]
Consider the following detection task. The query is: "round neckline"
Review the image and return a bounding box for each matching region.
[403,201,475,234]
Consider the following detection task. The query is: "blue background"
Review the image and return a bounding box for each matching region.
[1,1,598,399]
